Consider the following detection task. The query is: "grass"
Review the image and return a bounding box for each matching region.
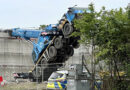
[0,82,47,90]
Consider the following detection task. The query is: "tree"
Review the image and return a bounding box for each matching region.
[73,3,130,90]
[73,3,100,90]
[39,24,46,30]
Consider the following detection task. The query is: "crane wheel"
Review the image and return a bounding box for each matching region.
[32,51,36,63]
[63,23,73,37]
[66,46,74,56]
[72,41,80,49]
[32,67,42,78]
[48,46,57,58]
[41,58,48,66]
[54,37,63,49]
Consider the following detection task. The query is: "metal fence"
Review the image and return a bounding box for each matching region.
[0,65,32,81]
[0,64,62,90]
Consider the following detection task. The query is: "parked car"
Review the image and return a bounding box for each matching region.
[46,70,68,90]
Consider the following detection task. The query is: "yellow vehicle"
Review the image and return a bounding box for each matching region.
[46,70,68,90]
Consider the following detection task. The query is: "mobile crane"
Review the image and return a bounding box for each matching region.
[4,7,90,81]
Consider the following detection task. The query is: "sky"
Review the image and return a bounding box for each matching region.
[0,0,129,28]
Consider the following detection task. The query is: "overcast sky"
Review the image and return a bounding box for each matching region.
[0,0,129,28]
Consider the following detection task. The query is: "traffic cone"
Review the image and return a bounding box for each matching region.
[0,76,5,86]
[0,76,3,83]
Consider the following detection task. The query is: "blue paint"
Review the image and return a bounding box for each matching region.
[54,82,60,88]
[11,7,90,63]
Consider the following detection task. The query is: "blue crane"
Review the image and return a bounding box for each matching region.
[4,7,90,81]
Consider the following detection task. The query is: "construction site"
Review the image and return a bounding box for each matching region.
[0,1,130,90]
[0,30,88,77]
[0,29,93,90]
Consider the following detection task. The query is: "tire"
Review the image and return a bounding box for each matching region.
[48,46,57,58]
[63,23,73,37]
[72,41,80,49]
[66,46,74,56]
[63,87,67,90]
[32,51,36,63]
[41,58,48,65]
[32,67,42,78]
[54,37,63,49]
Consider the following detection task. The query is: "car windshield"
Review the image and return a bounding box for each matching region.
[49,72,63,79]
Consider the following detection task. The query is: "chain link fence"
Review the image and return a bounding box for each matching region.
[0,64,63,90]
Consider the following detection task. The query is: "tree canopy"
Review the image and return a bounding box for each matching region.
[39,24,46,30]
[73,3,130,89]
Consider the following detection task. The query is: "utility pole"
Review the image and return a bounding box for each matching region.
[91,24,99,90]
[91,26,96,90]
[91,37,95,90]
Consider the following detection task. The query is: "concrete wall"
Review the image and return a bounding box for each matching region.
[0,37,34,66]
[0,32,90,81]
[0,32,34,80]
